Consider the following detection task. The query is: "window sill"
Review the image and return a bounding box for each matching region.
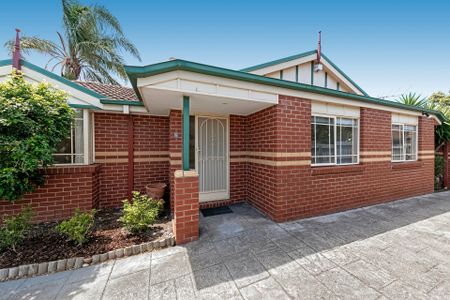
[391,161,423,170]
[45,163,101,175]
[311,164,364,176]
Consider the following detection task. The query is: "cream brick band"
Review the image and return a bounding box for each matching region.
[230,151,311,158]
[95,150,169,163]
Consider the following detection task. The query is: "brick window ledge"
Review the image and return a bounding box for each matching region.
[391,161,423,170]
[43,164,101,175]
[311,164,364,176]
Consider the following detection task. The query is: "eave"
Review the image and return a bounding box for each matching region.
[125,59,446,123]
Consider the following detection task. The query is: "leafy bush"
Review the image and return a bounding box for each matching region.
[119,192,163,233]
[0,72,74,201]
[435,154,445,178]
[57,209,96,246]
[0,206,33,251]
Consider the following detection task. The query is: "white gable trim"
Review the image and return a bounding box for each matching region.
[245,53,365,96]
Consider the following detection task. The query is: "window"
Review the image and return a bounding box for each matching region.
[311,116,359,165]
[53,109,90,164]
[392,124,417,162]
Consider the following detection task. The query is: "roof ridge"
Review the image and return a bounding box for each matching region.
[239,50,368,96]
[239,50,317,72]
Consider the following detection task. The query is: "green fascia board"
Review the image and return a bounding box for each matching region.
[239,50,368,96]
[321,53,368,96]
[100,99,144,106]
[125,59,445,123]
[0,59,12,67]
[70,104,100,110]
[239,50,317,72]
[20,60,107,99]
[1,58,146,108]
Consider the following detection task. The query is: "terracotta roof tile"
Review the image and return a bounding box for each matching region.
[74,81,139,101]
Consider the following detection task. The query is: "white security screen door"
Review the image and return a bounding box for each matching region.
[196,116,229,202]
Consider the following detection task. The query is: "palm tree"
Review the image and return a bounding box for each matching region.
[396,92,427,107]
[396,92,450,151]
[5,0,141,84]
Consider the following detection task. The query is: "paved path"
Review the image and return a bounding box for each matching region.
[3,192,450,299]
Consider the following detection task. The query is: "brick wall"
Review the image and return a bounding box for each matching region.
[0,165,100,223]
[169,110,182,212]
[253,96,435,222]
[94,112,169,208]
[172,170,199,244]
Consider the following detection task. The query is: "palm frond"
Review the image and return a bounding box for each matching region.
[396,92,427,107]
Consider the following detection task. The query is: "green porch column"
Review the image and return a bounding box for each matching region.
[182,96,190,171]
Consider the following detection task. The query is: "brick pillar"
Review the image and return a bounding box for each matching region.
[169,110,182,213]
[172,170,199,244]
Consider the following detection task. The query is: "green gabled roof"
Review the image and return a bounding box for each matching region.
[0,59,12,67]
[240,50,368,96]
[240,50,316,72]
[0,59,143,107]
[125,59,445,122]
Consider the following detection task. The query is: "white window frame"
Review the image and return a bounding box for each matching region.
[391,122,418,162]
[53,109,92,165]
[311,114,360,167]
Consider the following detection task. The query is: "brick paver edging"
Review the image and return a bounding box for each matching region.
[0,236,174,282]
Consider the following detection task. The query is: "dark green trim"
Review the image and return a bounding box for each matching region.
[325,72,328,88]
[20,60,106,99]
[239,50,368,96]
[337,82,340,91]
[100,99,144,106]
[240,50,317,72]
[69,104,100,110]
[125,59,445,122]
[182,96,190,171]
[295,66,299,82]
[310,62,314,85]
[0,59,12,67]
[1,58,145,109]
[280,70,283,80]
[321,53,368,96]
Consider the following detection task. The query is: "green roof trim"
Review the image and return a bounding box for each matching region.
[0,59,12,67]
[1,59,146,108]
[100,99,144,106]
[125,59,445,122]
[321,53,368,96]
[240,50,317,72]
[239,50,368,96]
[70,104,100,110]
[20,60,107,99]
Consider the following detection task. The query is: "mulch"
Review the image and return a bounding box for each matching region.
[0,208,172,269]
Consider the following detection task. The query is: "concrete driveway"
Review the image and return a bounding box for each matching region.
[2,191,450,299]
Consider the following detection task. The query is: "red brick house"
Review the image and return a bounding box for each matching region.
[0,49,445,244]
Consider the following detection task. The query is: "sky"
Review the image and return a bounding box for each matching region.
[0,0,449,99]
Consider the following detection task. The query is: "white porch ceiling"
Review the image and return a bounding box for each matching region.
[137,70,278,116]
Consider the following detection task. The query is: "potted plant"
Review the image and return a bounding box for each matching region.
[145,183,167,200]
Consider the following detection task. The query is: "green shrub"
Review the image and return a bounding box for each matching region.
[57,209,96,246]
[0,72,74,201]
[0,206,33,251]
[435,154,445,177]
[119,192,163,233]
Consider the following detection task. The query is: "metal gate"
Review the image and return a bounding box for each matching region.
[196,116,229,202]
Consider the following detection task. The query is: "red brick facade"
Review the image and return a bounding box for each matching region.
[243,96,435,221]
[172,170,199,244]
[0,165,100,223]
[0,95,437,226]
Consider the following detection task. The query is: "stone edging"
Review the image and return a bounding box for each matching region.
[0,236,174,282]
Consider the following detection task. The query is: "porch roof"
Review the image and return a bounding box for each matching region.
[125,59,445,122]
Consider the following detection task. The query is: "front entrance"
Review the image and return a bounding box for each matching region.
[195,116,229,202]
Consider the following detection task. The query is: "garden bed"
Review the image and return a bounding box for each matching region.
[0,208,172,269]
